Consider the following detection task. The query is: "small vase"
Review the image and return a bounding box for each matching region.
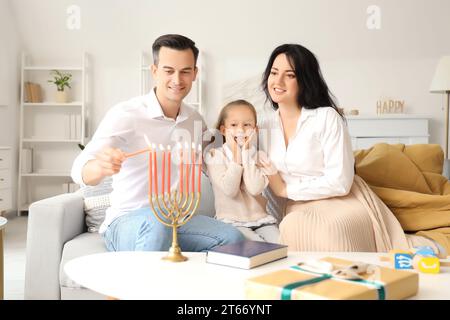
[55,91,69,103]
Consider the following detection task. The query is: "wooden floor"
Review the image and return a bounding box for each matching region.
[3,212,27,300]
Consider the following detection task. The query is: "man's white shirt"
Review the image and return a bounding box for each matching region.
[71,89,206,233]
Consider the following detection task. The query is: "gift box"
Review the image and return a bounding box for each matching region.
[245,257,418,300]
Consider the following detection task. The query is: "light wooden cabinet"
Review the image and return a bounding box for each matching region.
[0,147,12,214]
[346,115,430,150]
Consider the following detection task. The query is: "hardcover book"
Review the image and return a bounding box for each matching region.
[206,240,288,269]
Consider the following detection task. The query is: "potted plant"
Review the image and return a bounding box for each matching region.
[48,70,72,103]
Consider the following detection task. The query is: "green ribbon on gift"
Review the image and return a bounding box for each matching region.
[280,266,386,300]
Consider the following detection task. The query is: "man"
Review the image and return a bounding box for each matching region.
[71,34,244,251]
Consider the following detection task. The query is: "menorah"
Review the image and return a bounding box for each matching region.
[144,136,202,262]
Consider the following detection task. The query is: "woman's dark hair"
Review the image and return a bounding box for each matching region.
[152,34,199,65]
[262,44,343,118]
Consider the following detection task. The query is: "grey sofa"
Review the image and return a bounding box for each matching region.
[24,174,218,300]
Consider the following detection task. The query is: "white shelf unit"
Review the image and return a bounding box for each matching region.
[140,51,203,114]
[17,53,88,215]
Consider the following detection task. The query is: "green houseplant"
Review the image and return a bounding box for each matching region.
[48,70,72,103]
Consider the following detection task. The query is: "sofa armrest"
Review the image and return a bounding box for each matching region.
[25,193,85,300]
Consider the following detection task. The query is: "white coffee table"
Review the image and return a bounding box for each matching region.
[64,251,450,300]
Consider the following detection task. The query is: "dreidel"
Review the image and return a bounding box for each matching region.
[394,253,413,269]
[383,250,413,269]
[413,255,440,274]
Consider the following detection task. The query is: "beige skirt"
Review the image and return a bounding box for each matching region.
[279,175,440,253]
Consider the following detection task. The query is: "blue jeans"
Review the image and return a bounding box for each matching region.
[102,207,245,252]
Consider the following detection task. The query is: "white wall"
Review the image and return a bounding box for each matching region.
[7,0,450,149]
[0,0,22,209]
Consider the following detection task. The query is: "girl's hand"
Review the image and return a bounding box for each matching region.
[257,151,277,176]
[226,130,242,164]
[243,129,257,150]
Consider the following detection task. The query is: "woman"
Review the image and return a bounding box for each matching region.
[257,43,446,255]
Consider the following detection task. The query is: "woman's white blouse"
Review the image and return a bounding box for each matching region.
[259,107,354,201]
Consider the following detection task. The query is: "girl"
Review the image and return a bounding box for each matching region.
[205,100,280,243]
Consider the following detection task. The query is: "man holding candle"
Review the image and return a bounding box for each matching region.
[71,34,244,252]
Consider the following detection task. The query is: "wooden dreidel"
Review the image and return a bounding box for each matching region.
[413,255,440,274]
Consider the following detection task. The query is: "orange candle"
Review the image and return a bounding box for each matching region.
[167,145,171,195]
[185,142,190,193]
[179,142,183,194]
[152,144,158,194]
[191,142,195,193]
[160,145,165,195]
[197,144,202,193]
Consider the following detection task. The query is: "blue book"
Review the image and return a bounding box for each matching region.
[206,240,288,269]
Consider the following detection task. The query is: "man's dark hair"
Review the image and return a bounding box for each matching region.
[152,34,199,65]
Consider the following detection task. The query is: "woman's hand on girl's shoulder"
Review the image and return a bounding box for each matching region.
[225,131,242,164]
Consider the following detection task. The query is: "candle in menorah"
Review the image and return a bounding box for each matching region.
[144,136,202,262]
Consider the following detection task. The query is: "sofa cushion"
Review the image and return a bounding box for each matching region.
[354,143,433,194]
[60,232,108,289]
[77,177,113,233]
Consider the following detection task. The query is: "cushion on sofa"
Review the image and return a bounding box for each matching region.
[76,177,113,233]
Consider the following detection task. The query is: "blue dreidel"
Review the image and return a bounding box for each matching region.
[394,253,413,269]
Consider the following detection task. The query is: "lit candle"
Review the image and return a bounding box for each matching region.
[160,144,165,196]
[178,142,183,194]
[185,142,190,193]
[197,144,202,193]
[191,142,196,193]
[152,144,158,195]
[143,134,152,149]
[167,145,171,195]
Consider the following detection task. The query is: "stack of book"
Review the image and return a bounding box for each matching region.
[68,114,82,140]
[24,82,43,103]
